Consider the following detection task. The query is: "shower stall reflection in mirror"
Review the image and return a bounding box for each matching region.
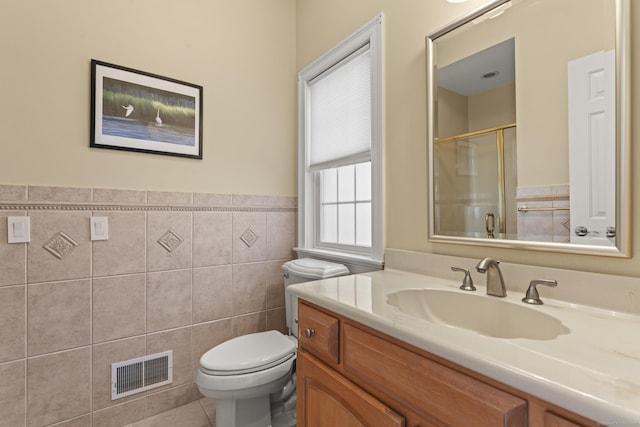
[434,124,517,240]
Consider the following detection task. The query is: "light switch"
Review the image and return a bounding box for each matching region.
[91,216,109,241]
[13,221,24,237]
[8,216,30,243]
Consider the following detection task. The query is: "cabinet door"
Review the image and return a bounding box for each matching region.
[297,350,405,427]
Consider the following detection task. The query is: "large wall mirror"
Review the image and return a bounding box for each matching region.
[426,0,630,256]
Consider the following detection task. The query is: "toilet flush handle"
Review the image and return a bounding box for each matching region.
[304,328,316,338]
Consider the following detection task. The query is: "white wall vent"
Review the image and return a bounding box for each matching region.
[111,350,173,400]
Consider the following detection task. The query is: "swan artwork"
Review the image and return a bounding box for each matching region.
[122,104,134,117]
[155,109,162,125]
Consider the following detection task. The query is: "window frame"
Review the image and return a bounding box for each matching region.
[297,13,384,269]
[314,161,373,250]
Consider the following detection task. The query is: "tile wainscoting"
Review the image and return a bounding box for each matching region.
[516,185,570,243]
[0,184,296,427]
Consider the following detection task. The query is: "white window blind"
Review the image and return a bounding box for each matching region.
[297,13,383,268]
[309,46,371,167]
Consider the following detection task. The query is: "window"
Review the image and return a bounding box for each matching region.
[297,14,383,268]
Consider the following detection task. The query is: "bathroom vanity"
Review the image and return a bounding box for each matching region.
[298,300,595,426]
[290,257,640,427]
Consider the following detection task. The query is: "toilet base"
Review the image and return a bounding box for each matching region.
[270,393,296,427]
[213,386,297,427]
[216,396,272,427]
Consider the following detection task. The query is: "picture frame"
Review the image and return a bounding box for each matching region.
[90,59,203,159]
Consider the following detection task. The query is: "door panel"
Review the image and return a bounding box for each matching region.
[568,50,615,246]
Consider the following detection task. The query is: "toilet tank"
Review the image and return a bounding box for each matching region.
[282,258,349,337]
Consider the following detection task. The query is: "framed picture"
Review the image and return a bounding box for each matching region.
[90,59,203,159]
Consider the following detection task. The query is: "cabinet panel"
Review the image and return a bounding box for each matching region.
[298,302,340,364]
[544,411,587,427]
[297,350,405,427]
[343,323,527,427]
[528,397,601,427]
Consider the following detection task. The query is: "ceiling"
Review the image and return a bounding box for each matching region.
[437,37,515,97]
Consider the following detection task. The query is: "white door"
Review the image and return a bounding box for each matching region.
[568,50,615,246]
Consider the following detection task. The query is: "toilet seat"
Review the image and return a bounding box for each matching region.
[200,353,295,376]
[200,330,296,376]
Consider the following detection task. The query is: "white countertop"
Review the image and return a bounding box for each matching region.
[289,268,640,426]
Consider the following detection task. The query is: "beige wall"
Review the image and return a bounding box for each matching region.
[2,1,639,280]
[435,0,614,188]
[0,0,296,196]
[515,0,615,188]
[296,0,640,277]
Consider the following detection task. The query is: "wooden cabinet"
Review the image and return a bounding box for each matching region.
[342,323,526,426]
[297,300,602,427]
[298,302,340,365]
[297,350,404,427]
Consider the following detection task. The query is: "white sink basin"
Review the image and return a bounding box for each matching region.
[387,289,570,340]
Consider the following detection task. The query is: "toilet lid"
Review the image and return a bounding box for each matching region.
[200,330,296,375]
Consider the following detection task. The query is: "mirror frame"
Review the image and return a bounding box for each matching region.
[426,0,631,257]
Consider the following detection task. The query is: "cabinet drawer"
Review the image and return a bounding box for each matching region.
[343,323,527,427]
[544,411,588,427]
[298,302,339,365]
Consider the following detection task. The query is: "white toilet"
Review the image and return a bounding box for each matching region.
[196,258,349,427]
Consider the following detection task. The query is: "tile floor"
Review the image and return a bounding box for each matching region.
[125,399,215,427]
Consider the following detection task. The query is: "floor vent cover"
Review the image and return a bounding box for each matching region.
[111,350,173,400]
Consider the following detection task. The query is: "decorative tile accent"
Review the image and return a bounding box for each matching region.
[240,227,260,247]
[561,217,571,231]
[43,231,79,259]
[0,201,295,213]
[158,229,184,253]
[233,212,267,263]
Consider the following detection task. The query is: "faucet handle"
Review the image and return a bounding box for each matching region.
[451,266,476,291]
[522,279,558,305]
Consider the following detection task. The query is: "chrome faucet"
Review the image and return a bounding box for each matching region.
[475,258,507,297]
